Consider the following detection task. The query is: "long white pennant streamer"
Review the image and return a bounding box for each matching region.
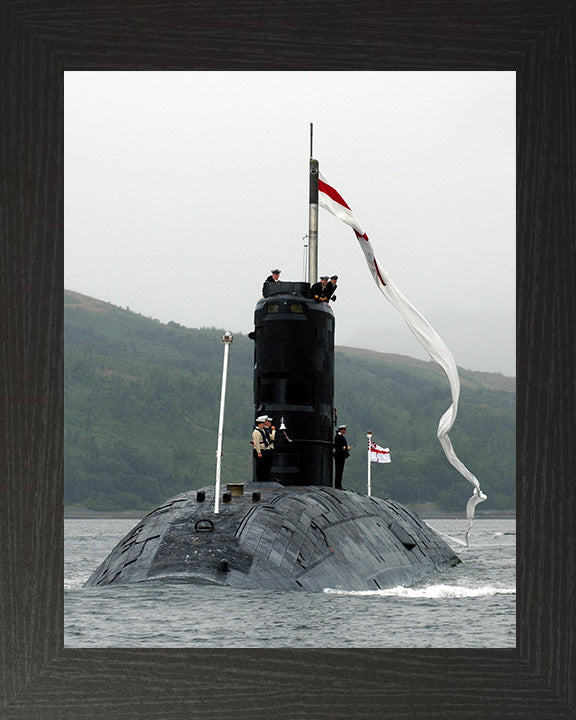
[318,172,487,545]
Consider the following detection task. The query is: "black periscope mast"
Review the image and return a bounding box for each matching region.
[84,145,461,592]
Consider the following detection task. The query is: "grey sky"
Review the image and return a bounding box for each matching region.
[65,71,515,375]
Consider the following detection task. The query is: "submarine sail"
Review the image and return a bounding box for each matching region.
[253,280,334,487]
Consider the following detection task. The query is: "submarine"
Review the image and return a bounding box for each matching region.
[84,153,461,592]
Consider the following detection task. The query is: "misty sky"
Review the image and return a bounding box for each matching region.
[64,71,515,376]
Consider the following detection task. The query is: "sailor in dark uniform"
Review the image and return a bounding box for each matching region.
[325,275,338,302]
[262,269,281,295]
[310,276,330,302]
[333,424,351,490]
[263,416,276,480]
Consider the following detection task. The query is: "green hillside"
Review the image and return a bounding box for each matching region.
[64,290,515,514]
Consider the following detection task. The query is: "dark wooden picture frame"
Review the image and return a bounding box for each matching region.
[1,1,574,717]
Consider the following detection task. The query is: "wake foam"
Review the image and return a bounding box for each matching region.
[324,584,516,598]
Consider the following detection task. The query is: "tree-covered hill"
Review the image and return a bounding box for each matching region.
[64,290,515,514]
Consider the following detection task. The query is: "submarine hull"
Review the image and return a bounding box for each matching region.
[84,484,460,591]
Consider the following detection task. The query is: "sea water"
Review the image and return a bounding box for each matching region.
[64,518,515,648]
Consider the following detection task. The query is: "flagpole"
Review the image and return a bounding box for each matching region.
[366,431,372,497]
[309,123,319,285]
[214,331,233,514]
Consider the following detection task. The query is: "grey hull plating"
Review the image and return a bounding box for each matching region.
[84,484,460,591]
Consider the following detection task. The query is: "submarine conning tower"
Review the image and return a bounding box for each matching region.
[252,280,335,487]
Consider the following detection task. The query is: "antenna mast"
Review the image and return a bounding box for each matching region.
[308,123,319,285]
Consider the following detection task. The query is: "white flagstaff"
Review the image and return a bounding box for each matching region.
[214,331,233,514]
[366,431,372,497]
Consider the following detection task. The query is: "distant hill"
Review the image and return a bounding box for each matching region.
[64,290,515,514]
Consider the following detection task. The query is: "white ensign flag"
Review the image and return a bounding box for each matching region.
[369,440,391,464]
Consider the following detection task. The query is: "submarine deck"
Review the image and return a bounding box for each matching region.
[84,484,460,592]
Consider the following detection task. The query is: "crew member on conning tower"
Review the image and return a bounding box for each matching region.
[310,276,330,303]
[325,275,338,302]
[262,269,281,295]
